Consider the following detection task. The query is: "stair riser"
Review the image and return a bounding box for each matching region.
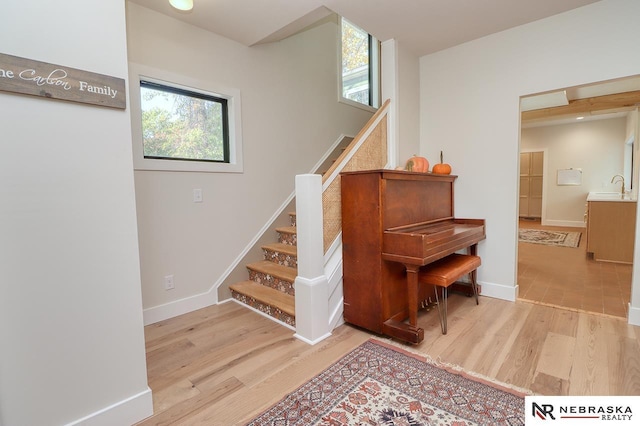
[278,232,297,246]
[231,291,295,326]
[231,213,297,326]
[248,270,295,296]
[262,248,297,269]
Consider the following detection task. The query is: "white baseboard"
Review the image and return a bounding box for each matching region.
[542,219,585,228]
[65,387,153,426]
[479,281,518,302]
[142,136,355,328]
[143,290,217,325]
[628,304,640,326]
[294,331,332,345]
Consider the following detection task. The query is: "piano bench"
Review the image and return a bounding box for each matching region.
[419,253,481,335]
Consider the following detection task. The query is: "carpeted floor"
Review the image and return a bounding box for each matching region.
[518,228,581,248]
[247,339,527,425]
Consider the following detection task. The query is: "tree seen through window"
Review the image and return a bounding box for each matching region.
[140,81,229,163]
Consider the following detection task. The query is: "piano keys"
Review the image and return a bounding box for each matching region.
[341,169,485,344]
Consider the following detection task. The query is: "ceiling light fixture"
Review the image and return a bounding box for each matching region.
[576,116,584,120]
[169,0,193,11]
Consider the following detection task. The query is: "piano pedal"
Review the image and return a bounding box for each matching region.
[420,297,437,311]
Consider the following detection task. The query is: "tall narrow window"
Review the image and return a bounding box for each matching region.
[341,18,379,108]
[140,80,229,163]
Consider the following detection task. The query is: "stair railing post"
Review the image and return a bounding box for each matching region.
[293,174,331,344]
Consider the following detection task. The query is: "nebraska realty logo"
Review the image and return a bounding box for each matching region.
[525,397,639,424]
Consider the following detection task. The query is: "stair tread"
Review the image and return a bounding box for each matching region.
[275,225,297,234]
[247,260,297,281]
[230,280,295,316]
[262,242,297,256]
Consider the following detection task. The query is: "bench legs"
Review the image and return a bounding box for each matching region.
[471,269,479,305]
[419,252,481,335]
[433,270,479,335]
[434,285,449,334]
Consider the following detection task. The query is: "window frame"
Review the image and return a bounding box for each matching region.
[338,17,380,113]
[139,79,230,164]
[129,63,243,173]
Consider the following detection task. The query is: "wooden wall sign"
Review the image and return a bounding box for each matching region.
[0,52,126,109]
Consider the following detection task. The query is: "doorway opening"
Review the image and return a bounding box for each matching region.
[517,77,640,318]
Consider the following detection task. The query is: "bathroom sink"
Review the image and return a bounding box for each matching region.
[587,191,634,201]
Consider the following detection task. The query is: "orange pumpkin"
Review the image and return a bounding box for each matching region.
[404,155,430,173]
[432,151,452,175]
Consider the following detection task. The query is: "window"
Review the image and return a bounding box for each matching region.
[140,80,229,163]
[340,18,379,109]
[129,63,243,173]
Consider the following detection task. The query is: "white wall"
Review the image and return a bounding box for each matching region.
[419,0,640,303]
[126,4,373,319]
[0,1,151,425]
[627,109,639,200]
[521,117,627,226]
[381,40,420,167]
[397,43,421,165]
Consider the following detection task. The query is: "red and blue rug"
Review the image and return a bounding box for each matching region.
[247,339,527,425]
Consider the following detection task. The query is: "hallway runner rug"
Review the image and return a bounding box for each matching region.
[518,228,581,248]
[246,339,526,425]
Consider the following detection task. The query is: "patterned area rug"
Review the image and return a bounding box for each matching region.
[518,228,581,248]
[247,339,526,425]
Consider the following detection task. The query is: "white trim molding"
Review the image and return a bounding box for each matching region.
[479,281,519,302]
[628,304,640,326]
[294,174,331,344]
[142,289,218,326]
[65,388,153,426]
[129,62,243,174]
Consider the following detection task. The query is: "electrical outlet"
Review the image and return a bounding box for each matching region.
[164,275,175,290]
[193,189,203,203]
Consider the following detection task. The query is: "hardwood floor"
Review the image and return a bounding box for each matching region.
[518,219,632,318]
[139,296,640,425]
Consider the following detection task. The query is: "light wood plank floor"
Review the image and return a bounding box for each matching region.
[138,297,640,425]
[518,219,632,318]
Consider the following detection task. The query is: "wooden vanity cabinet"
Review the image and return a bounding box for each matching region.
[586,201,637,264]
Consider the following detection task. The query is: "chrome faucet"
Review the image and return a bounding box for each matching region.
[611,174,626,194]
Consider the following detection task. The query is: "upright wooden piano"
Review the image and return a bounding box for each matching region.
[341,169,485,344]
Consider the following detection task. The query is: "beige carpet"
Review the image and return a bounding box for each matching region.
[518,228,581,248]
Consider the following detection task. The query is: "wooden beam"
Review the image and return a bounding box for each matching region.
[522,90,640,123]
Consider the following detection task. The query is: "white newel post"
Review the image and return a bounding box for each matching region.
[293,174,332,344]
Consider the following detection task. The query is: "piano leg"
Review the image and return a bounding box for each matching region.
[471,268,479,305]
[382,264,425,344]
[469,244,479,305]
[406,264,420,328]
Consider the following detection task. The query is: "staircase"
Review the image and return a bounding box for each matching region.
[228,136,355,328]
[229,212,298,327]
[228,104,390,341]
